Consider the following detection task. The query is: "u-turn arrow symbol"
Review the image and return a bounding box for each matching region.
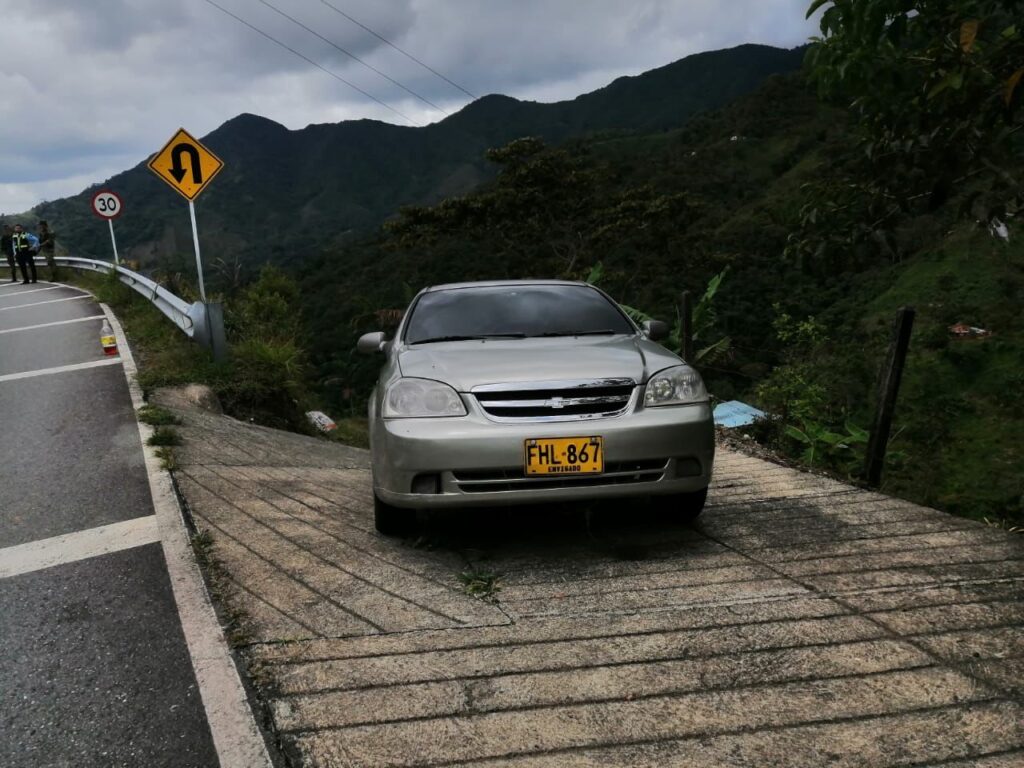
[169,143,203,184]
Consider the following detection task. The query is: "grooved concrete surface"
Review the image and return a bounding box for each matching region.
[156,391,1024,768]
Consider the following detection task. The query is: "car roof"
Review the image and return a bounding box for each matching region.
[423,279,590,293]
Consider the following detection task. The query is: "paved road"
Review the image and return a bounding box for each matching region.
[154,386,1024,768]
[0,281,219,767]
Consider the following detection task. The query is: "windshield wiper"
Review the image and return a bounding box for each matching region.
[529,329,620,337]
[410,333,527,345]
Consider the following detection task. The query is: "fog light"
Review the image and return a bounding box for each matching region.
[675,458,702,477]
[411,474,441,494]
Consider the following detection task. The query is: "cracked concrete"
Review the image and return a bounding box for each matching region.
[153,390,1024,767]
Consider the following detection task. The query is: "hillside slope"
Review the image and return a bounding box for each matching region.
[297,72,1023,525]
[35,44,803,268]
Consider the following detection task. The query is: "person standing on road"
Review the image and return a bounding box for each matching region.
[12,224,37,284]
[37,220,56,281]
[1,224,15,282]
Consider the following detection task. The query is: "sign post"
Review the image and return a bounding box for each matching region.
[90,190,124,265]
[146,127,224,301]
[188,200,206,301]
[147,127,226,358]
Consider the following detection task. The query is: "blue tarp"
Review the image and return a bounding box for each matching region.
[713,400,765,428]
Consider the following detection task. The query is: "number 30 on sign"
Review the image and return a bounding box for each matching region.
[91,190,123,219]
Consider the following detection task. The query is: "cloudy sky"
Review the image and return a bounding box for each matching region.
[0,0,818,215]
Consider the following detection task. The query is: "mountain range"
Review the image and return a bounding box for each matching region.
[35,44,805,267]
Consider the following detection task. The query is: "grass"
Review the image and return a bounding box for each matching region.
[861,229,1023,524]
[154,446,177,471]
[63,269,322,433]
[146,426,182,447]
[458,570,502,601]
[329,417,370,449]
[190,529,253,647]
[66,270,226,396]
[137,404,182,426]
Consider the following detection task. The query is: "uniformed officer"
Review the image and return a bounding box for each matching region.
[1,224,14,282]
[12,223,37,284]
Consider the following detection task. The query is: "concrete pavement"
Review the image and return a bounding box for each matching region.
[155,387,1024,767]
[0,282,238,767]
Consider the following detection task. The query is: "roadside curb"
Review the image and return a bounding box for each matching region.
[99,301,275,768]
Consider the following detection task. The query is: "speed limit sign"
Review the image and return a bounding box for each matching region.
[91,190,124,264]
[91,190,123,219]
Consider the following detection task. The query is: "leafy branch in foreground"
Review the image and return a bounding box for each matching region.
[806,1,1023,228]
[589,264,732,365]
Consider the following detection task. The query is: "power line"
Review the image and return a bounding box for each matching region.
[200,0,419,126]
[317,0,477,100]
[253,0,449,116]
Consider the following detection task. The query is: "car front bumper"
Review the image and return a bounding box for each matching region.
[372,401,715,509]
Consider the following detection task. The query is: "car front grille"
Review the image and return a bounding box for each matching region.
[452,459,667,493]
[473,378,635,421]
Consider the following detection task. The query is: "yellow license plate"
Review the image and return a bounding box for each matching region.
[524,436,604,476]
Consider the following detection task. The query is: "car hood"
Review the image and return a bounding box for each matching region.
[396,336,683,391]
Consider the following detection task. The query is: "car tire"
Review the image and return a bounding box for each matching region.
[657,487,708,524]
[374,492,416,536]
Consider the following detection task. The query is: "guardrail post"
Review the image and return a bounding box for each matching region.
[864,306,915,487]
[204,302,227,363]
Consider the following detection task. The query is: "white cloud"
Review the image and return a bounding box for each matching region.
[0,0,816,213]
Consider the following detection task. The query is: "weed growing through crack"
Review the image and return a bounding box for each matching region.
[190,529,253,647]
[147,426,182,447]
[138,404,182,426]
[458,570,502,601]
[154,446,177,471]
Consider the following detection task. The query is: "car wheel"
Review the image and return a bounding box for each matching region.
[374,492,416,536]
[656,487,708,524]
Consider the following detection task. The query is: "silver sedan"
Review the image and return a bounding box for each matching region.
[358,280,715,534]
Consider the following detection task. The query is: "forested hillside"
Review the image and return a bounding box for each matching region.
[298,64,1023,525]
[33,44,803,269]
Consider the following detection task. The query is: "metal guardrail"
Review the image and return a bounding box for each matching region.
[35,256,224,355]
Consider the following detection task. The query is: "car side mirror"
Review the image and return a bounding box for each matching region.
[357,331,387,354]
[642,320,669,341]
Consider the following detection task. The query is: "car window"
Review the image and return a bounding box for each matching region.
[404,285,635,344]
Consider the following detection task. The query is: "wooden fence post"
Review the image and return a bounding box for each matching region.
[680,290,695,362]
[864,306,915,486]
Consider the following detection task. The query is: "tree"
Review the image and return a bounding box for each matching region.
[386,137,702,284]
[806,1,1023,226]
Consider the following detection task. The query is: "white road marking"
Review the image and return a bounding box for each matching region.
[0,294,90,311]
[0,516,161,579]
[0,315,106,335]
[101,303,274,768]
[0,280,60,290]
[0,357,122,383]
[0,285,64,301]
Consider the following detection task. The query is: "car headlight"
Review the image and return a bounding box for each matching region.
[644,365,708,407]
[383,378,467,418]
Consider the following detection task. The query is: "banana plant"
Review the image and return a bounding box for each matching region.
[598,266,731,364]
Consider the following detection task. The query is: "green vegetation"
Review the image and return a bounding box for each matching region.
[146,426,182,447]
[458,570,502,601]
[191,530,252,646]
[137,404,182,426]
[329,418,370,450]
[69,267,317,433]
[154,446,177,471]
[807,0,1022,230]
[55,31,1022,527]
[297,65,1022,526]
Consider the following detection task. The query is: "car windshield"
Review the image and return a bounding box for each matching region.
[404,284,635,345]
